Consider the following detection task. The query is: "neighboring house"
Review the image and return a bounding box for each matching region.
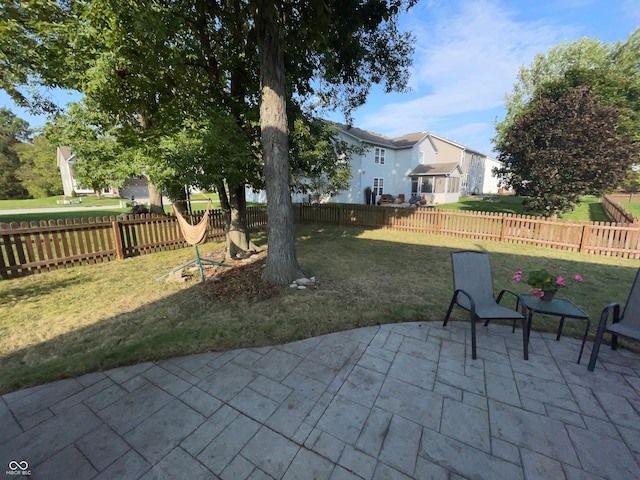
[460,147,502,195]
[481,156,504,195]
[57,146,147,199]
[245,124,502,205]
[57,147,98,197]
[328,126,501,205]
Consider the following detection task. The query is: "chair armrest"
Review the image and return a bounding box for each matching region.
[588,302,622,371]
[496,289,520,309]
[599,302,621,328]
[453,288,477,314]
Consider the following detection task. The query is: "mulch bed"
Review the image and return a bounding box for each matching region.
[198,251,282,302]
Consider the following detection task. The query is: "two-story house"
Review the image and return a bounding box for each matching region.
[245,124,503,205]
[460,147,502,196]
[329,126,500,205]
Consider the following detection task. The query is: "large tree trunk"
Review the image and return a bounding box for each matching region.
[256,1,303,285]
[216,180,258,259]
[172,186,188,217]
[147,181,164,215]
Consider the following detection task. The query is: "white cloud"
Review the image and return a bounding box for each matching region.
[360,0,574,139]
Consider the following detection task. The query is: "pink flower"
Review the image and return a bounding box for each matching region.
[512,271,523,282]
[529,288,543,298]
[574,274,583,282]
[555,276,565,286]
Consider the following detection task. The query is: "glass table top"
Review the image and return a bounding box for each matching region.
[519,294,588,318]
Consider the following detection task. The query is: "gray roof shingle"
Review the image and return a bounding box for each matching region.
[408,162,460,176]
[339,125,427,149]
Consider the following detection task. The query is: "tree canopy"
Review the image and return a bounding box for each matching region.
[44,102,137,197]
[494,29,640,215]
[496,30,640,143]
[495,85,638,216]
[14,135,63,198]
[0,108,30,199]
[0,0,417,284]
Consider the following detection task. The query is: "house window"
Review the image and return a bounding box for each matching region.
[461,173,468,192]
[447,177,460,193]
[373,177,384,195]
[421,177,433,193]
[374,147,385,165]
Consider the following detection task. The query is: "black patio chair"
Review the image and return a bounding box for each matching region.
[443,250,527,360]
[588,268,640,371]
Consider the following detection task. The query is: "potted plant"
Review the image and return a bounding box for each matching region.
[512,267,583,301]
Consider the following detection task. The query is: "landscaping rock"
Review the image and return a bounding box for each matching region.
[294,277,315,286]
[166,269,186,283]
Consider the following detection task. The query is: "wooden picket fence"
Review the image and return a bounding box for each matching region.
[0,207,267,279]
[602,194,638,224]
[295,204,640,259]
[2,201,639,280]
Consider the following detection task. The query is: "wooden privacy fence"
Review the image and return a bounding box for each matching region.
[0,206,267,279]
[296,204,640,259]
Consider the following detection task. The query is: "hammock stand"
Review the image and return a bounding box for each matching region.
[156,199,230,283]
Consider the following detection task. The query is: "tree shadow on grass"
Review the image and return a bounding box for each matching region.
[1,224,638,394]
[588,202,614,222]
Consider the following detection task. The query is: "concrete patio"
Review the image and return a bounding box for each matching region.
[1,321,639,479]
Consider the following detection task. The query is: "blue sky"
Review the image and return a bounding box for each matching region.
[2,0,639,155]
[326,0,640,155]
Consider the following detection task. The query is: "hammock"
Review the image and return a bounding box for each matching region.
[173,203,210,245]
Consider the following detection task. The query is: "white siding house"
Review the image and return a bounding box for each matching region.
[482,156,503,194]
[246,124,502,205]
[459,148,502,196]
[331,127,434,204]
[56,146,98,196]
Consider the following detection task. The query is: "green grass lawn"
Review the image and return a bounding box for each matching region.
[619,201,640,218]
[0,193,610,225]
[0,195,124,210]
[0,210,129,224]
[1,224,638,394]
[0,192,220,210]
[436,195,612,222]
[0,193,224,224]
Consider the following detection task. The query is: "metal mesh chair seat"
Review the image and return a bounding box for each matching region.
[443,250,526,360]
[588,268,640,371]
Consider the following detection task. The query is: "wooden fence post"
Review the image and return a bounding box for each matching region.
[112,221,125,260]
[500,214,507,242]
[579,224,590,253]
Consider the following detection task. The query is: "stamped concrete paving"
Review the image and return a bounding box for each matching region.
[1,321,639,479]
